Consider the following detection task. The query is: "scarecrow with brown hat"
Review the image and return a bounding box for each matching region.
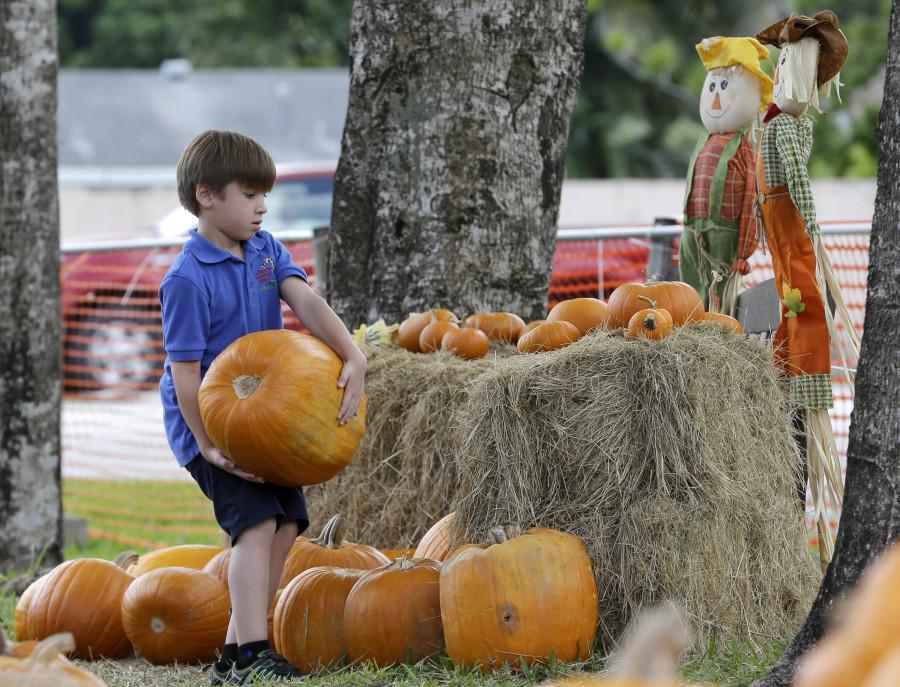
[680,37,773,313]
[755,10,858,567]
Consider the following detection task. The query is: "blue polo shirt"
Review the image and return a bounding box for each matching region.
[159,229,308,466]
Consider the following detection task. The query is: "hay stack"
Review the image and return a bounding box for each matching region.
[451,325,818,645]
[304,344,513,547]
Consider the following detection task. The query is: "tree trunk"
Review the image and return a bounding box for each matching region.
[751,3,900,685]
[328,0,587,326]
[0,0,63,571]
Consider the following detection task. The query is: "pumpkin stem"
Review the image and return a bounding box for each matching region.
[316,514,347,548]
[28,633,75,666]
[636,295,658,309]
[488,525,522,545]
[232,374,262,399]
[398,552,415,570]
[114,550,140,570]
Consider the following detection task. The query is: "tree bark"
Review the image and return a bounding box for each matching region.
[0,0,63,571]
[751,3,900,685]
[328,0,587,325]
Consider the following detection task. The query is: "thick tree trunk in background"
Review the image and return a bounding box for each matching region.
[328,0,587,325]
[0,0,63,571]
[751,3,900,685]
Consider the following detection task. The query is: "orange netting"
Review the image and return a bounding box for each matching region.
[61,233,866,544]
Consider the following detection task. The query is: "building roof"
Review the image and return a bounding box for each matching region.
[59,67,349,179]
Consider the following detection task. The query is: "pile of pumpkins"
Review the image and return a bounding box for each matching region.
[398,279,743,360]
[11,513,599,673]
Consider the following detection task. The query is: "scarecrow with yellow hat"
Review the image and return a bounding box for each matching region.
[755,10,857,568]
[680,36,773,313]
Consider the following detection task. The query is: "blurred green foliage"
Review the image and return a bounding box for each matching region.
[58,0,888,178]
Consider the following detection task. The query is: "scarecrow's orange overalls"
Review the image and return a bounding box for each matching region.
[756,112,832,409]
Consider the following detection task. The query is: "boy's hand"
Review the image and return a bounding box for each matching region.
[201,444,264,483]
[337,351,367,426]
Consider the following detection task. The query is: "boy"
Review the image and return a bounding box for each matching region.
[159,130,367,685]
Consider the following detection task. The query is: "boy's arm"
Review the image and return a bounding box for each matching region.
[170,360,263,482]
[280,276,366,426]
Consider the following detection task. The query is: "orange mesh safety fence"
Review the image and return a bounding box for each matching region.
[61,232,867,546]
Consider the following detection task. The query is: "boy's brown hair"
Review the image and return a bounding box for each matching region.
[177,130,276,215]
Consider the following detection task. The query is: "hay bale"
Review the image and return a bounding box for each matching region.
[451,325,817,646]
[304,343,513,547]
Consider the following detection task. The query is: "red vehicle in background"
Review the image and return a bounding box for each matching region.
[61,163,653,392]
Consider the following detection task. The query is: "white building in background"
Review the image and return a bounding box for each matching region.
[58,64,875,243]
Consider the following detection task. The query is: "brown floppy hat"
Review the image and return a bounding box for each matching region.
[757,10,849,86]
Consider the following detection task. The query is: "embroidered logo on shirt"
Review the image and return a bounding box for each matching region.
[255,257,277,292]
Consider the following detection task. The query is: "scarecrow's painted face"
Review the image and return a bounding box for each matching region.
[773,42,815,116]
[699,65,760,134]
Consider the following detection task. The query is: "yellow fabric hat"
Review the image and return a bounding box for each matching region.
[695,36,774,112]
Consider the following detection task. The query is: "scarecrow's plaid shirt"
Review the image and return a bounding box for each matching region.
[761,113,819,237]
[685,132,760,274]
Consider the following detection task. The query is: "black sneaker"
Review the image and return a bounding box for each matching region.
[208,659,233,686]
[229,650,307,684]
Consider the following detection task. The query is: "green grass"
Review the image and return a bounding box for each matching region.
[0,479,783,685]
[63,478,222,560]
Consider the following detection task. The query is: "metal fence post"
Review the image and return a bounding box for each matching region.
[647,217,680,280]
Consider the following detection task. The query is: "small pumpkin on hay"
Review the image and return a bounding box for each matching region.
[547,297,610,336]
[398,309,458,352]
[627,297,674,340]
[464,312,527,343]
[441,327,490,360]
[517,320,581,353]
[607,279,704,328]
[198,329,366,487]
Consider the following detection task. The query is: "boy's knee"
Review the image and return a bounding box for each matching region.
[237,517,278,542]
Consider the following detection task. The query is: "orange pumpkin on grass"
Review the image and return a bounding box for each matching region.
[279,514,390,588]
[198,329,366,487]
[121,567,230,664]
[25,558,133,659]
[413,512,459,562]
[202,548,232,588]
[607,280,703,328]
[440,526,597,670]
[441,327,490,360]
[517,320,581,353]
[131,544,223,576]
[0,631,107,686]
[794,542,900,687]
[547,298,609,336]
[343,555,444,667]
[273,566,369,672]
[13,573,50,642]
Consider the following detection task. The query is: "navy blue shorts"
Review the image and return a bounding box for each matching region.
[185,455,310,545]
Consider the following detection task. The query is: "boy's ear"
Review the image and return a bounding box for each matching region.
[195,184,216,210]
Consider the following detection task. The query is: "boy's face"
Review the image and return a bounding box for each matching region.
[196,180,268,242]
